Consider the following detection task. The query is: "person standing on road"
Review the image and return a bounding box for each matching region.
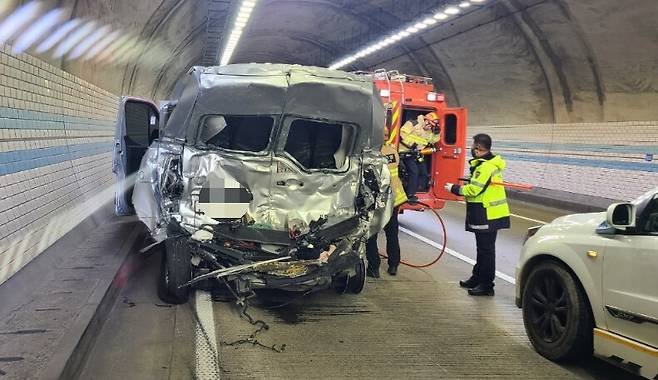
[366,128,408,278]
[444,133,510,296]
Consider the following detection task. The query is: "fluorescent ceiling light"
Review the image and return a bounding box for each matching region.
[220,0,258,66]
[328,1,488,70]
[422,17,438,26]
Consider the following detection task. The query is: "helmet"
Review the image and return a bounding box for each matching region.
[423,112,441,133]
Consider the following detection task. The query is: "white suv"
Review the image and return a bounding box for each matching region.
[516,187,658,379]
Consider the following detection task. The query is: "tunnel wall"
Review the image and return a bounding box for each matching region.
[468,121,658,203]
[0,45,118,285]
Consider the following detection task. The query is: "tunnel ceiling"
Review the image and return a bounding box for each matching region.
[38,0,658,124]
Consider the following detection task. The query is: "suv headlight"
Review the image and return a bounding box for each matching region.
[523,226,542,245]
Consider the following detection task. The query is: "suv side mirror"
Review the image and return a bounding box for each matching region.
[606,202,636,230]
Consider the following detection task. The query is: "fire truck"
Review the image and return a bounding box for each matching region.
[369,70,468,212]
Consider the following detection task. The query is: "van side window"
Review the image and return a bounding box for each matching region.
[284,119,353,170]
[200,115,274,152]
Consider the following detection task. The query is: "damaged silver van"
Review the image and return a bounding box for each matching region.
[112,64,392,304]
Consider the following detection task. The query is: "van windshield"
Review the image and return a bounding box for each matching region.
[283,119,354,170]
[199,115,274,152]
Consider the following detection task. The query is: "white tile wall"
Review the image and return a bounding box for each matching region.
[0,44,118,285]
[468,121,658,201]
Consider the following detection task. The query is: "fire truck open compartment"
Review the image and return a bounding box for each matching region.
[369,70,468,211]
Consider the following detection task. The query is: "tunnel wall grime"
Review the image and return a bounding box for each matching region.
[468,121,658,204]
[0,44,118,285]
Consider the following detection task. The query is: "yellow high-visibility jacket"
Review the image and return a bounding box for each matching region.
[382,143,408,207]
[399,120,440,152]
[451,153,511,232]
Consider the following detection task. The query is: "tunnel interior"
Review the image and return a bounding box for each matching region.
[0,1,657,378]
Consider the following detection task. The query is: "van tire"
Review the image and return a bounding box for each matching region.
[522,261,593,361]
[157,238,191,304]
[333,258,366,294]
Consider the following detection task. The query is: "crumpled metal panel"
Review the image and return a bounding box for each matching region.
[132,141,184,239]
[179,146,363,231]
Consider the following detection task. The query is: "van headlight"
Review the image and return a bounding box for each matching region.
[524,226,542,244]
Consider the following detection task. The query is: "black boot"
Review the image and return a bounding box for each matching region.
[459,276,478,289]
[468,284,495,296]
[366,267,380,278]
[387,266,398,276]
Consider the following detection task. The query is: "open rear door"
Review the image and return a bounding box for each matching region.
[113,96,159,215]
[433,108,467,201]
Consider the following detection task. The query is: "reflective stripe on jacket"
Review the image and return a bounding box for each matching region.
[452,153,510,232]
[382,143,408,207]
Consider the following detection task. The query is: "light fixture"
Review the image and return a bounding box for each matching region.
[422,17,438,26]
[328,1,489,70]
[219,0,258,66]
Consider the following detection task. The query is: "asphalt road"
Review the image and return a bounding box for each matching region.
[76,201,641,380]
[397,199,570,282]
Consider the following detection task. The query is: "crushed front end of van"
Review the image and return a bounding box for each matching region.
[114,64,393,303]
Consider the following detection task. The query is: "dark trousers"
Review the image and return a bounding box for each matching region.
[402,157,428,196]
[365,210,400,270]
[472,231,498,288]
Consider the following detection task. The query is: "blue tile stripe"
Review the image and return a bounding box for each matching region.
[0,142,112,176]
[501,153,658,173]
[496,141,658,155]
[0,107,115,131]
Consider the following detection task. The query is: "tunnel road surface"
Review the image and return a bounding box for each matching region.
[77,201,641,380]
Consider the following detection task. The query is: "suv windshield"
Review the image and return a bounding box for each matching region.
[199,115,274,152]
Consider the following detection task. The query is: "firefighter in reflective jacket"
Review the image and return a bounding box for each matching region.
[445,133,510,296]
[365,135,408,278]
[400,112,440,201]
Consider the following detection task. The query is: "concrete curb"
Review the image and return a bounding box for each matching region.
[39,226,145,380]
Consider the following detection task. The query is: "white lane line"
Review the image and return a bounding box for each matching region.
[194,290,221,380]
[509,214,548,225]
[456,200,548,225]
[399,227,516,285]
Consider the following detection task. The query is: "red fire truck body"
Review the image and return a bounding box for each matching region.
[372,70,468,211]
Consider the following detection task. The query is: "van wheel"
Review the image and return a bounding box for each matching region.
[334,258,366,294]
[522,261,593,361]
[157,238,191,304]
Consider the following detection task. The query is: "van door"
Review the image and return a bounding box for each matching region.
[434,109,467,201]
[113,97,159,215]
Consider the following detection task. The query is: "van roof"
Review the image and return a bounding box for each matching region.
[163,63,385,149]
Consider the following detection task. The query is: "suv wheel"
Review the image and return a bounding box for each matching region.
[522,261,593,361]
[157,238,192,304]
